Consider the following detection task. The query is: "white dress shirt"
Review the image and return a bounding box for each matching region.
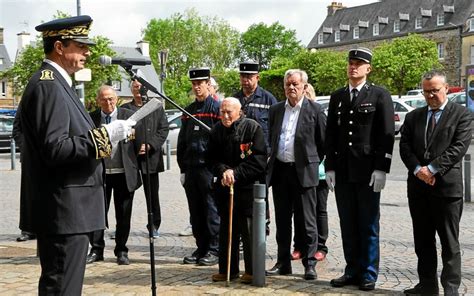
[276,98,304,163]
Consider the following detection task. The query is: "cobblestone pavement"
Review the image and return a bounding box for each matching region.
[0,146,473,295]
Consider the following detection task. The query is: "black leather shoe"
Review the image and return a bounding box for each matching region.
[330,274,359,287]
[359,279,376,291]
[117,252,129,265]
[183,250,200,264]
[265,263,292,276]
[16,233,36,242]
[86,252,104,264]
[404,283,439,295]
[304,265,317,280]
[198,253,218,266]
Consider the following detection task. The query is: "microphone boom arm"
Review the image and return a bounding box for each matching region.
[125,66,211,132]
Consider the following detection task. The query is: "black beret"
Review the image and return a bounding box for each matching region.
[35,15,95,45]
[189,68,211,80]
[348,47,372,64]
[239,61,259,74]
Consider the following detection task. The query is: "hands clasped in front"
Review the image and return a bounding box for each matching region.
[416,166,436,186]
[221,169,235,187]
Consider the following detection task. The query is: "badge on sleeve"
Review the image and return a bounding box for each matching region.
[40,70,54,80]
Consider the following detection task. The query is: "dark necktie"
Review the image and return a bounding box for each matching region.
[351,88,359,101]
[426,109,439,141]
[105,115,111,124]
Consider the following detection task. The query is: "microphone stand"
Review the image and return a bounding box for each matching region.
[123,64,211,132]
[138,85,157,296]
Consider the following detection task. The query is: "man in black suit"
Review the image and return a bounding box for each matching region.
[266,69,326,280]
[87,85,142,265]
[325,47,395,291]
[122,80,169,238]
[17,16,134,294]
[400,70,471,296]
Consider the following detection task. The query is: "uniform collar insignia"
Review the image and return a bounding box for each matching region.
[40,69,54,80]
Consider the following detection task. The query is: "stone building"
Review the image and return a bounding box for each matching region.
[0,27,14,109]
[308,0,474,87]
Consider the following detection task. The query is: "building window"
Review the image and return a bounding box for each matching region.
[394,20,400,32]
[111,80,121,91]
[0,58,3,65]
[471,45,474,64]
[353,26,359,39]
[415,16,422,29]
[335,30,340,42]
[437,43,444,59]
[0,80,6,98]
[470,19,474,32]
[318,33,324,44]
[373,23,379,36]
[437,14,444,26]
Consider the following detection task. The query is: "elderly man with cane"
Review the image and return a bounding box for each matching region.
[208,97,267,284]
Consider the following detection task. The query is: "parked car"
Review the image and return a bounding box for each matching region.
[448,91,466,106]
[393,96,427,134]
[164,108,181,117]
[406,89,423,96]
[163,111,182,154]
[0,115,14,152]
[315,98,330,115]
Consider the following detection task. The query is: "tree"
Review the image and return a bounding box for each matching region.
[371,34,441,96]
[0,11,120,110]
[143,8,240,106]
[240,22,302,70]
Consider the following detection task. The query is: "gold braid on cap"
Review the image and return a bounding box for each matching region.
[89,126,112,159]
[42,24,91,39]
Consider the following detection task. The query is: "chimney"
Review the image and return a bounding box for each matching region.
[327,2,345,16]
[17,31,31,51]
[0,27,4,44]
[136,40,149,57]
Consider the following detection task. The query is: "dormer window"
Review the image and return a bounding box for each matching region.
[318,33,324,45]
[437,14,444,26]
[373,23,379,36]
[353,26,359,39]
[415,16,422,29]
[470,19,474,32]
[394,20,400,32]
[335,30,340,42]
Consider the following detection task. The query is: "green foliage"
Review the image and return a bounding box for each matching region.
[143,8,240,106]
[213,70,240,97]
[371,34,441,96]
[240,22,302,70]
[259,68,288,100]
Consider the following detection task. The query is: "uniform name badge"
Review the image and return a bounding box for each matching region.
[194,125,200,131]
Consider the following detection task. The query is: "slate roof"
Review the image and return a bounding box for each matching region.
[110,46,161,98]
[308,0,474,49]
[0,44,12,72]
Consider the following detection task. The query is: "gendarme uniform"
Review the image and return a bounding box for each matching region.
[233,61,277,153]
[177,68,221,265]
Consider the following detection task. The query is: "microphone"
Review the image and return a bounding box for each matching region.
[99,55,152,66]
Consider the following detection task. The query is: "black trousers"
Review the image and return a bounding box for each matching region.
[183,167,220,256]
[38,233,89,296]
[141,172,161,230]
[90,173,135,256]
[294,181,329,253]
[335,182,380,282]
[408,194,463,294]
[272,161,318,268]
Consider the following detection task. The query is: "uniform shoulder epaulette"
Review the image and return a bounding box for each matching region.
[39,69,54,81]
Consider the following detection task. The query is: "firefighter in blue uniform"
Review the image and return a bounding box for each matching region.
[325,47,395,291]
[177,68,221,266]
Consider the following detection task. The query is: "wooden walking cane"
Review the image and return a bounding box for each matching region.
[226,184,234,287]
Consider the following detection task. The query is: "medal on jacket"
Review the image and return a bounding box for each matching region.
[240,142,253,159]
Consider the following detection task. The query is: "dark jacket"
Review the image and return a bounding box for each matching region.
[399,101,471,198]
[177,95,220,172]
[234,85,277,152]
[325,82,395,183]
[122,101,169,174]
[90,107,142,192]
[266,97,326,188]
[18,62,105,234]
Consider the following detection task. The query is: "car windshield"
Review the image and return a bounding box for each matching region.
[405,99,426,108]
[0,117,14,133]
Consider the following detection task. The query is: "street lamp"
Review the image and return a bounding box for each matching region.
[159,49,169,94]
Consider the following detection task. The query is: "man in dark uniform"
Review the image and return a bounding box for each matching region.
[122,79,169,238]
[325,47,395,291]
[18,16,134,294]
[208,97,266,284]
[87,85,142,265]
[177,68,221,266]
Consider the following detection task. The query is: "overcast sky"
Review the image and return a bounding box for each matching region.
[1,0,375,60]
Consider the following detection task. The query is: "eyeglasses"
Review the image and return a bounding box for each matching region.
[422,88,443,96]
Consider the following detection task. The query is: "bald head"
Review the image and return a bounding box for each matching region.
[220,97,242,128]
